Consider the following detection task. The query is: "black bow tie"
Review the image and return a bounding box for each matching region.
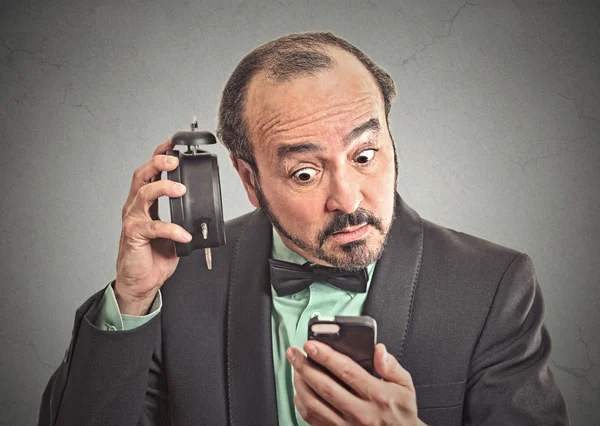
[269,258,368,297]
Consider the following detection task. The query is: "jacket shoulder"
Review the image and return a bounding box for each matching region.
[224,210,255,240]
[421,217,522,268]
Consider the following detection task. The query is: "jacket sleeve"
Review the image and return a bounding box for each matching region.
[38,286,168,426]
[463,253,570,425]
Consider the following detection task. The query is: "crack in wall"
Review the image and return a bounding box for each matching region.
[61,82,94,116]
[556,93,600,126]
[0,333,55,370]
[400,0,479,67]
[508,92,598,172]
[509,151,564,172]
[1,40,35,65]
[0,38,69,70]
[550,326,599,401]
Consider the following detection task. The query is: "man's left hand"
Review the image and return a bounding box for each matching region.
[287,341,427,426]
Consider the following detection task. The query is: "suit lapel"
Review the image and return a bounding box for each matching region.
[363,194,424,362]
[226,208,278,425]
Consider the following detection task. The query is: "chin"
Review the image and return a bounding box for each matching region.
[321,237,385,270]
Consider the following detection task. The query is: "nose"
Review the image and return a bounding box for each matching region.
[325,166,363,214]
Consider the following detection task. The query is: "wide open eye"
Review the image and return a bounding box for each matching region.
[356,148,377,164]
[292,167,317,183]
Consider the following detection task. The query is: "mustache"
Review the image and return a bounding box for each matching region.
[318,208,384,246]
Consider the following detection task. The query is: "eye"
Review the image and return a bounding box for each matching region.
[356,148,377,164]
[292,167,317,183]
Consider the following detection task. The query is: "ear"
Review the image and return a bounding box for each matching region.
[231,155,260,208]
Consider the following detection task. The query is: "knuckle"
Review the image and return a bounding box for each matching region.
[404,389,417,406]
[137,183,150,199]
[401,405,417,419]
[352,411,375,426]
[294,395,310,421]
[149,220,162,233]
[398,391,417,415]
[122,219,138,239]
[318,351,332,365]
[301,411,314,423]
[303,401,318,421]
[132,167,142,181]
[320,382,335,401]
[372,389,394,409]
[339,364,356,384]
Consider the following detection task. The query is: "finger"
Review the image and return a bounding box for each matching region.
[288,346,368,417]
[124,153,178,215]
[148,140,177,220]
[129,179,186,219]
[293,369,345,426]
[153,139,175,156]
[303,340,375,399]
[123,218,192,244]
[373,344,415,392]
[149,139,177,185]
[122,140,177,219]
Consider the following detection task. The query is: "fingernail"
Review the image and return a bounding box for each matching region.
[166,156,176,165]
[286,348,296,363]
[383,345,388,362]
[306,342,317,357]
[181,230,192,241]
[174,183,186,193]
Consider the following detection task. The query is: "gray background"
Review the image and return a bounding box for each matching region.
[1,0,598,424]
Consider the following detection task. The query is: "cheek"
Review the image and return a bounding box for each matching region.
[365,159,396,210]
[264,186,325,229]
[367,180,393,219]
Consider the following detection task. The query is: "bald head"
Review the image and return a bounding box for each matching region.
[216,32,396,170]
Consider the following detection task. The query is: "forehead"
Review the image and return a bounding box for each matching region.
[244,47,385,146]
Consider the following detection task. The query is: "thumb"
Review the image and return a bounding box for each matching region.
[374,343,415,392]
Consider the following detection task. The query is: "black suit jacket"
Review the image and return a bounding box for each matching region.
[39,195,570,425]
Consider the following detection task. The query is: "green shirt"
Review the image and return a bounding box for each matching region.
[95,227,376,425]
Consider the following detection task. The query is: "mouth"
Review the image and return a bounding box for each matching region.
[330,223,370,244]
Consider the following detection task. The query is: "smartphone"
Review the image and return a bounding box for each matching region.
[307,315,377,378]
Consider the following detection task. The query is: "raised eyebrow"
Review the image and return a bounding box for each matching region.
[342,118,380,147]
[276,142,325,163]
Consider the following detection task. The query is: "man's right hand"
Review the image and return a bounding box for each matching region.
[115,139,193,315]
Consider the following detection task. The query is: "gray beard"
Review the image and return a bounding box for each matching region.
[253,178,395,271]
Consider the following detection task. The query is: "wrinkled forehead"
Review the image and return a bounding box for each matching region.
[243,48,385,149]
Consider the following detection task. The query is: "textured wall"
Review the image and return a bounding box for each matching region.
[1,0,598,424]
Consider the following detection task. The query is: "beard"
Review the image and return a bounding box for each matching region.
[254,178,395,271]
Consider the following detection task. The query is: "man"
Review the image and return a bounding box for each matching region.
[39,32,569,425]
